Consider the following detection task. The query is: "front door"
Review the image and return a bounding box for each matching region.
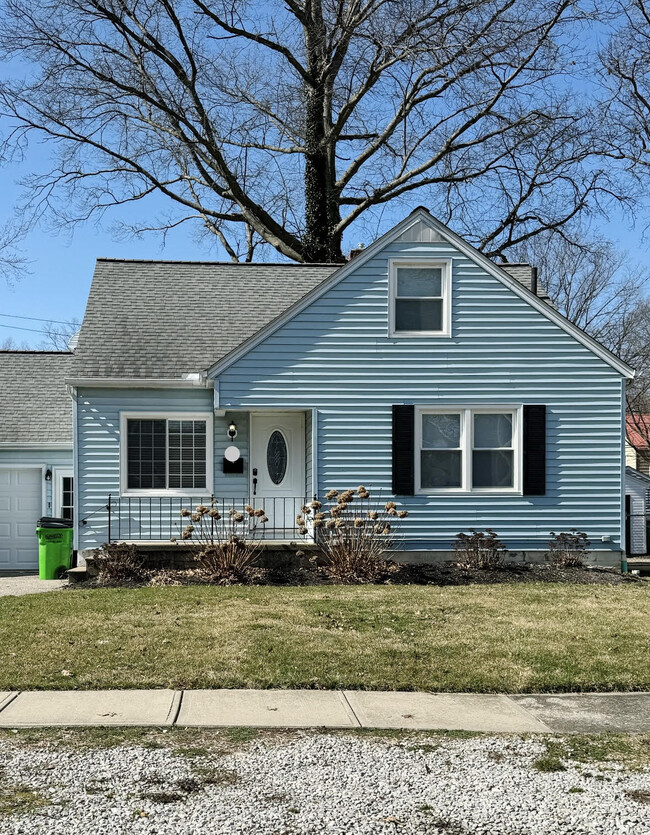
[250,412,305,535]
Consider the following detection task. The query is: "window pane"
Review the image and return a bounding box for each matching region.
[396,268,442,297]
[422,414,460,449]
[474,414,512,449]
[421,450,462,488]
[395,299,442,332]
[127,419,167,489]
[472,450,514,488]
[167,418,207,490]
[61,476,73,521]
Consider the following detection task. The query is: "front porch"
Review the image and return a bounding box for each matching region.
[77,406,315,551]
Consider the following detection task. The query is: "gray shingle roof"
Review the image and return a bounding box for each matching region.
[71,260,338,378]
[71,257,550,380]
[0,352,73,445]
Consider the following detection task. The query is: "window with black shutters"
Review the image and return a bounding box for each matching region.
[125,417,208,491]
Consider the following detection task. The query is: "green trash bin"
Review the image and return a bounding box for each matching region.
[36,517,73,580]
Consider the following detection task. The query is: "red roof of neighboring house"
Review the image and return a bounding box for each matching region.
[626,415,650,449]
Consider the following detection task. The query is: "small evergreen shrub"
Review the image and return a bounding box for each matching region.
[453,529,508,570]
[92,542,148,582]
[547,530,590,568]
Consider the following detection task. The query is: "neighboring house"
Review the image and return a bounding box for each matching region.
[64,207,633,567]
[625,466,650,556]
[626,415,650,475]
[0,352,74,570]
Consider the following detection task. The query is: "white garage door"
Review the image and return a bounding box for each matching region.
[0,468,42,570]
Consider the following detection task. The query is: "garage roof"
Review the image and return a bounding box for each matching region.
[0,352,73,446]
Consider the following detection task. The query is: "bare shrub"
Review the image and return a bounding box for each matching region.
[176,502,268,585]
[299,487,407,583]
[453,529,508,570]
[92,542,148,582]
[547,530,591,568]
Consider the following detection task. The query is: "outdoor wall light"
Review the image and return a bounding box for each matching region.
[45,468,52,482]
[228,421,238,440]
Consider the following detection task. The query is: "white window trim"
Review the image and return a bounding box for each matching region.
[388,257,452,338]
[53,467,74,519]
[119,412,214,497]
[415,405,523,495]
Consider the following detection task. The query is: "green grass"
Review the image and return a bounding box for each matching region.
[0,784,48,816]
[0,583,648,691]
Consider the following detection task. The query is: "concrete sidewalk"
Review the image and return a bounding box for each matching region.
[1,689,650,733]
[0,574,66,597]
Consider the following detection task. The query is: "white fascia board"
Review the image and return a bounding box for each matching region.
[65,377,213,389]
[207,208,634,380]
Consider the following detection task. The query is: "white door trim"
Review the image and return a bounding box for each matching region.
[53,467,74,518]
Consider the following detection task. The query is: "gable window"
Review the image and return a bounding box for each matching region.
[417,407,520,493]
[121,413,213,494]
[389,259,451,337]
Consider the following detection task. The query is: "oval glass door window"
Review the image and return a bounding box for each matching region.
[267,430,288,485]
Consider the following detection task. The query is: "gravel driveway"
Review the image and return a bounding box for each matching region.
[1,731,649,834]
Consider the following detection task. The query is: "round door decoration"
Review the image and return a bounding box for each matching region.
[267,430,288,485]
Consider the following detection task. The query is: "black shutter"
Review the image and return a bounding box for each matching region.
[523,405,546,495]
[392,405,415,495]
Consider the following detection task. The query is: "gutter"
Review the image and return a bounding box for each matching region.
[64,375,212,389]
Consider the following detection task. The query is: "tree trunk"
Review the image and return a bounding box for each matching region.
[302,1,344,263]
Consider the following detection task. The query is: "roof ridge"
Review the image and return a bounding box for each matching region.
[0,350,74,355]
[95,258,339,266]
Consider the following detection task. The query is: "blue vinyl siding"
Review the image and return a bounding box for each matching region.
[76,387,217,548]
[216,239,625,552]
[0,448,72,518]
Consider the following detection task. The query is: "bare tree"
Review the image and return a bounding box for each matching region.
[601,0,650,192]
[0,220,28,285]
[509,232,647,351]
[0,335,30,349]
[37,318,80,351]
[0,0,619,262]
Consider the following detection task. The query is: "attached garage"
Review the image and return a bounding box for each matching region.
[0,467,44,569]
[0,352,74,572]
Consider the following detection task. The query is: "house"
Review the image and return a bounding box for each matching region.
[626,415,650,474]
[0,352,74,569]
[0,208,634,570]
[625,466,650,556]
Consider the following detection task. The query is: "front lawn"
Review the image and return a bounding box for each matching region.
[0,583,648,692]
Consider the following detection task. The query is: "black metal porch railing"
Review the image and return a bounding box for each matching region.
[106,494,307,542]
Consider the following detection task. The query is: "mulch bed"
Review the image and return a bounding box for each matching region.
[390,562,645,587]
[77,562,646,588]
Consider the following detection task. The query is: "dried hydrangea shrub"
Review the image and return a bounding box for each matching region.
[298,486,408,583]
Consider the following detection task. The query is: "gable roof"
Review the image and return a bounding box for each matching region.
[207,208,634,379]
[71,260,338,379]
[0,352,73,446]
